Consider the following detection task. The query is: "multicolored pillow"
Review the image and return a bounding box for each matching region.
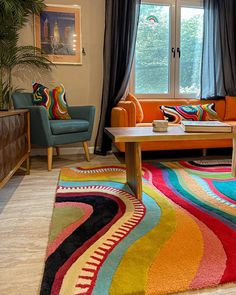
[33,83,71,120]
[160,104,218,124]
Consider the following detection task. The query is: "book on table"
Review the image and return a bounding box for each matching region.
[181,120,232,133]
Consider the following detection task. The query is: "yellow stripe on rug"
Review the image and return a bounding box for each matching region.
[146,204,203,295]
[109,183,176,295]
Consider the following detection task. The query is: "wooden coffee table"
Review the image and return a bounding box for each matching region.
[105,126,236,200]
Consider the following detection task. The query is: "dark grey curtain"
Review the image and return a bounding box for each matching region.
[95,0,141,155]
[201,0,236,99]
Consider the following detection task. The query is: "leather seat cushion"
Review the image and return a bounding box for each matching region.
[50,119,89,135]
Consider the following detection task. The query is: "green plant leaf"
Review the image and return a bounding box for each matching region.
[0,0,52,109]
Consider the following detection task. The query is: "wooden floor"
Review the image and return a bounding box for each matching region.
[0,154,235,295]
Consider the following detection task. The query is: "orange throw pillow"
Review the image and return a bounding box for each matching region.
[126,93,144,123]
[224,96,236,120]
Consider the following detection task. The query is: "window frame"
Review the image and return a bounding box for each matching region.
[130,0,203,99]
[175,0,204,98]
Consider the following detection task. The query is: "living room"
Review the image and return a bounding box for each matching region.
[1,0,236,294]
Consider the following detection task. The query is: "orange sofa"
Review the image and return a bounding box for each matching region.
[111,98,236,152]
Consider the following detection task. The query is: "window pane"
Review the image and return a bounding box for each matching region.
[135,4,170,94]
[180,7,203,95]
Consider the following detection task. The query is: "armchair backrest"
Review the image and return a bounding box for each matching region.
[12,93,34,109]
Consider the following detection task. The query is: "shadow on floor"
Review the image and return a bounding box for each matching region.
[0,176,24,213]
[114,148,232,163]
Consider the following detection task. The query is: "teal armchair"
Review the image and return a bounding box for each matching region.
[12,93,96,171]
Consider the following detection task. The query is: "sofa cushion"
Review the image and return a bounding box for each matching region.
[160,103,218,124]
[117,101,136,126]
[50,120,89,135]
[126,93,144,123]
[224,96,236,121]
[33,83,71,120]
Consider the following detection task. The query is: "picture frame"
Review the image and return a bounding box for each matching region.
[35,4,82,65]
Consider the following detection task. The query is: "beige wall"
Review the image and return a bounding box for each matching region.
[15,0,105,145]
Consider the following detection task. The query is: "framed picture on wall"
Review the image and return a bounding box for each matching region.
[35,4,82,65]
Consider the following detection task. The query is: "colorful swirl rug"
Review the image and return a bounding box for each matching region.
[40,161,236,295]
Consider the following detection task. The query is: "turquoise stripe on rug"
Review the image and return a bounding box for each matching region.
[162,164,236,224]
[192,175,236,208]
[213,180,236,201]
[93,192,161,295]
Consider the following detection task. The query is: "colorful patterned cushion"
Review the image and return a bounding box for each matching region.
[160,103,218,124]
[33,83,71,120]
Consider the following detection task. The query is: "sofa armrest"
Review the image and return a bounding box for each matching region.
[111,107,129,127]
[27,106,53,147]
[68,106,96,140]
[116,101,136,126]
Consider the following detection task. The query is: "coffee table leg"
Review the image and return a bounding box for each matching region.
[125,142,142,200]
[232,138,236,177]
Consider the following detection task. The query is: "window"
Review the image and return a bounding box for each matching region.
[178,7,203,95]
[135,4,170,94]
[132,0,203,98]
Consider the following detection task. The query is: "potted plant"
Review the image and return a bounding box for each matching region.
[0,0,52,110]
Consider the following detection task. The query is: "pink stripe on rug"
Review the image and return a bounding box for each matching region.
[179,161,231,173]
[190,216,227,289]
[142,166,153,183]
[47,202,93,258]
[204,179,236,205]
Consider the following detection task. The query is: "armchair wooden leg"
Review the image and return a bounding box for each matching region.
[83,142,90,162]
[47,147,53,171]
[56,147,60,156]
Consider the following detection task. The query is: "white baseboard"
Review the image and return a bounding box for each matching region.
[30,146,95,156]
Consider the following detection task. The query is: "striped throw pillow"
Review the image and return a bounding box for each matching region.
[33,83,71,120]
[160,104,218,124]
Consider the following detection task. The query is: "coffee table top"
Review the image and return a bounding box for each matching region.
[105,126,236,143]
